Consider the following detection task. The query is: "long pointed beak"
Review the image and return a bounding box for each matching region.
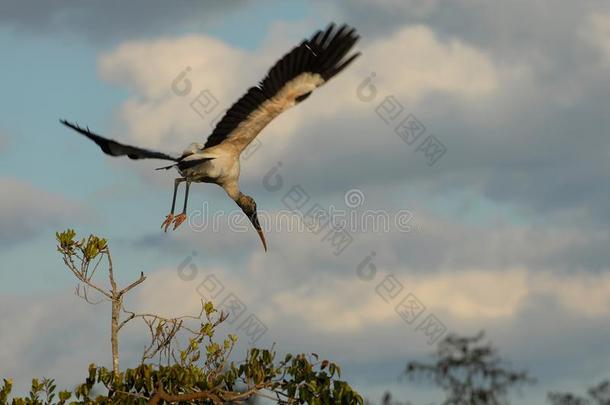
[248,211,267,252]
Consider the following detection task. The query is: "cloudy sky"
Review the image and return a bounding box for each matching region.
[1,1,610,402]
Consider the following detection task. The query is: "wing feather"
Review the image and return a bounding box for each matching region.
[60,119,178,161]
[203,23,360,152]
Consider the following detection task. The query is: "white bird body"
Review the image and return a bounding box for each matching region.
[181,142,205,156]
[179,72,326,199]
[178,147,241,199]
[61,23,361,251]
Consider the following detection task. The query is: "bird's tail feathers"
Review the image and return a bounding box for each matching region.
[155,163,177,171]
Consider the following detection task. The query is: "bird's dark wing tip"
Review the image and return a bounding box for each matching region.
[203,22,361,149]
[59,119,81,131]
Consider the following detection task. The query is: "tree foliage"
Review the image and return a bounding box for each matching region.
[1,231,363,404]
[548,380,610,405]
[1,350,360,404]
[404,331,534,405]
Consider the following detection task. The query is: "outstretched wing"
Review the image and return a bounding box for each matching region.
[60,119,178,161]
[204,23,360,153]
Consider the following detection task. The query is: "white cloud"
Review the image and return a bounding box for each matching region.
[97,24,503,159]
[129,257,610,337]
[0,178,87,247]
[582,13,610,66]
[264,268,610,331]
[0,293,107,395]
[134,204,610,336]
[362,25,499,102]
[98,35,248,151]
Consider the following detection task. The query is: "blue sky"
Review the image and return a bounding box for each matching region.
[1,1,610,403]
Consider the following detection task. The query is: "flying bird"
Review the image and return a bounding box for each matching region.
[60,23,360,251]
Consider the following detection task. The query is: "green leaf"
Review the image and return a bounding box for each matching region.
[204,301,214,315]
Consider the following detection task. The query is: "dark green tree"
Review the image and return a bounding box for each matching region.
[548,380,610,405]
[404,331,534,405]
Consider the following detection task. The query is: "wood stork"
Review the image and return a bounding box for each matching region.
[60,23,360,251]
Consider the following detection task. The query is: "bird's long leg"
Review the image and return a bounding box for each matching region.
[162,178,185,232]
[173,180,191,230]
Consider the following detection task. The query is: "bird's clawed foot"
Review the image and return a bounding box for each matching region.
[172,213,187,230]
[161,214,175,232]
[161,213,188,232]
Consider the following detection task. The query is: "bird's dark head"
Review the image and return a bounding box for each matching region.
[237,194,267,252]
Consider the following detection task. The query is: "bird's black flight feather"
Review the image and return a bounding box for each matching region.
[204,23,361,149]
[60,119,178,161]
